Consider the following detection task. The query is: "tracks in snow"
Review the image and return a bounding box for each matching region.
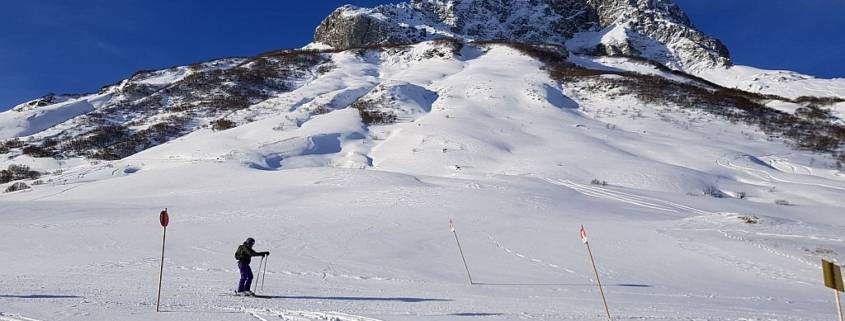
[485,234,577,274]
[542,177,714,216]
[246,308,383,321]
[716,154,845,191]
[0,313,44,321]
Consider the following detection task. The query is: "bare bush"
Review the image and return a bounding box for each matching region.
[738,215,759,224]
[211,119,237,131]
[0,164,41,184]
[22,144,58,158]
[422,37,465,59]
[3,139,24,149]
[703,185,725,198]
[590,179,608,186]
[794,96,845,106]
[5,182,30,193]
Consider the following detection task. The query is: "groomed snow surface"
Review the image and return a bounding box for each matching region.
[1,43,845,321]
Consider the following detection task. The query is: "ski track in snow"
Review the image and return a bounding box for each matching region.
[768,157,814,176]
[542,177,714,216]
[272,270,397,282]
[246,309,384,321]
[0,314,44,321]
[716,154,845,191]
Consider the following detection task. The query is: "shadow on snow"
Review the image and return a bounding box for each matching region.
[257,295,451,302]
[472,283,651,287]
[0,294,82,299]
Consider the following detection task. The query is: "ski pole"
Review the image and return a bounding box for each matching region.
[260,256,266,291]
[261,254,268,292]
[260,254,268,292]
[254,256,264,293]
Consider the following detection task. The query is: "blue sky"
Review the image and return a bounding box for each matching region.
[1,0,843,109]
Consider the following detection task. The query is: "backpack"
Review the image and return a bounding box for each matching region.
[235,245,248,261]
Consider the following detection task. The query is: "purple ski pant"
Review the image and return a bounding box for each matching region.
[237,262,253,292]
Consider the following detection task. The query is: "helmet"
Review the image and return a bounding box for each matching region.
[245,237,255,245]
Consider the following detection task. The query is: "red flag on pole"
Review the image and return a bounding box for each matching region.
[580,225,588,244]
[160,209,169,227]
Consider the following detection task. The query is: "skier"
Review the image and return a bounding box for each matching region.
[234,237,269,296]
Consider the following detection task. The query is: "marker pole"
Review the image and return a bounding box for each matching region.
[156,209,169,312]
[450,219,474,285]
[156,226,167,312]
[586,240,611,320]
[581,225,611,320]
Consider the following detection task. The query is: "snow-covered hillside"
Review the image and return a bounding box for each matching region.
[2,1,845,321]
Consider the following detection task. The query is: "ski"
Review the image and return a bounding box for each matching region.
[221,292,274,299]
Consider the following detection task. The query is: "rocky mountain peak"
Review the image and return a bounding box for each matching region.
[313,0,731,71]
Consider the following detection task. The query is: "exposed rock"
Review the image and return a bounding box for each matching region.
[314,1,596,48]
[313,0,731,71]
[314,6,427,50]
[584,0,731,70]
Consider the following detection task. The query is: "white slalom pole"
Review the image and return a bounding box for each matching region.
[581,225,611,321]
[450,219,474,285]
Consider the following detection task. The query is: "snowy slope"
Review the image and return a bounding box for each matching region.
[698,65,845,100]
[1,41,844,321]
[0,97,96,139]
[570,53,845,102]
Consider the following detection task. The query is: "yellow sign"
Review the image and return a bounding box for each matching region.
[823,260,844,292]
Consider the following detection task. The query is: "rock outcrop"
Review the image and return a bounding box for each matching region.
[313,0,731,71]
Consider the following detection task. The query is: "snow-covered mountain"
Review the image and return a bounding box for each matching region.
[2,1,845,321]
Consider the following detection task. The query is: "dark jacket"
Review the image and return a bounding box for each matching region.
[235,243,267,264]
